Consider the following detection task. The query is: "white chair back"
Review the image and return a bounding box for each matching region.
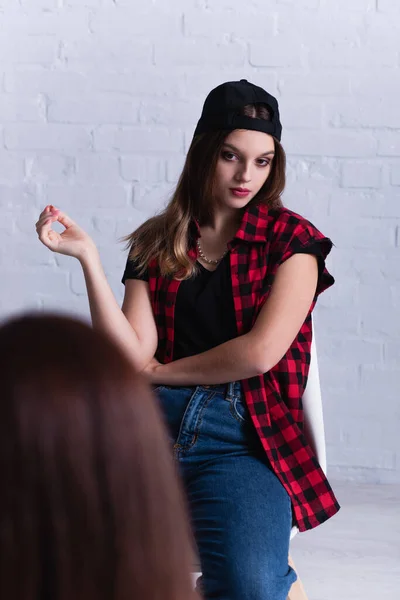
[290,318,326,540]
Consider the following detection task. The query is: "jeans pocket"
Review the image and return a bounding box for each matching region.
[230,396,250,423]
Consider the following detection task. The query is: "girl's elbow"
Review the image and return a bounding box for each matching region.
[252,346,272,376]
[251,342,284,375]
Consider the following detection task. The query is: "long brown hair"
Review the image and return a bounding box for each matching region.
[121,103,286,280]
[0,313,197,600]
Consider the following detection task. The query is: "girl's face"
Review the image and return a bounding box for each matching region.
[213,129,275,211]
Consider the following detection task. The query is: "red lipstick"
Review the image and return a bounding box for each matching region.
[230,188,251,197]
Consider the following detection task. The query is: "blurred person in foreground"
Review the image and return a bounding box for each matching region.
[0,312,198,600]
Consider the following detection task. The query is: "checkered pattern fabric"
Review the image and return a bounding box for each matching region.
[148,202,340,531]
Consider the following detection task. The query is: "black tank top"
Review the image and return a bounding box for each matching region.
[122,253,238,361]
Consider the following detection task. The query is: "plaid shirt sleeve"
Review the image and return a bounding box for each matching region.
[269,210,335,297]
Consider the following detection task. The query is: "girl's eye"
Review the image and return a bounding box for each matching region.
[222,151,237,161]
[222,151,271,167]
[257,159,271,167]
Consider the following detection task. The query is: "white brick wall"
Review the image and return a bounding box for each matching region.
[0,0,399,484]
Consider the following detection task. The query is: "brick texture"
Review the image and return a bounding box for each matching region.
[0,0,398,484]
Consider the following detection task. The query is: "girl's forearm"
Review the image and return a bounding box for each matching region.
[153,333,265,385]
[80,249,147,370]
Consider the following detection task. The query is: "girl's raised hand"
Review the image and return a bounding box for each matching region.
[36,205,97,261]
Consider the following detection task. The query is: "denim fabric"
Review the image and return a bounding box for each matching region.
[153,382,297,600]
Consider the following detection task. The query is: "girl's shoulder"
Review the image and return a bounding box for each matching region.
[262,206,333,267]
[267,206,316,231]
[266,206,329,243]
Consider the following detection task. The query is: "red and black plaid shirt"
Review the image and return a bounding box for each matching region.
[148,202,340,532]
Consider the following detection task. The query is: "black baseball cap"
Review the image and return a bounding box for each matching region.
[193,79,282,141]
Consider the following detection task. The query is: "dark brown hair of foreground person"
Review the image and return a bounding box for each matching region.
[0,313,198,600]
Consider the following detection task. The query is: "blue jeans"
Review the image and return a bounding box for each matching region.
[153,381,297,600]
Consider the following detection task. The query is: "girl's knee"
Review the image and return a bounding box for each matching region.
[199,561,297,600]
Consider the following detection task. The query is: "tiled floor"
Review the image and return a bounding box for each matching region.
[290,482,400,600]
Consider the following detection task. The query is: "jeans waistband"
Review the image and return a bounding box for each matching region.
[199,381,241,400]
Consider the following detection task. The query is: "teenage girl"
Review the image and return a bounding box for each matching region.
[36,79,340,600]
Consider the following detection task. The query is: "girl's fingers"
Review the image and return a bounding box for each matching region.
[38,205,52,220]
[37,205,59,221]
[55,211,76,229]
[38,219,54,238]
[36,207,63,229]
[36,206,64,250]
[38,227,56,248]
[35,214,58,232]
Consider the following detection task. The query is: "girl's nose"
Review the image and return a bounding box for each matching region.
[236,165,251,182]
